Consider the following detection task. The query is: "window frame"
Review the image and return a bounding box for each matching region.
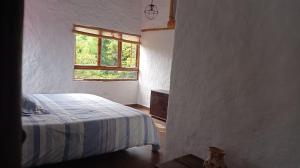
[73,24,141,81]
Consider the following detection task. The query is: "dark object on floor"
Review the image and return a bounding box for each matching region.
[156,154,204,168]
[150,90,169,121]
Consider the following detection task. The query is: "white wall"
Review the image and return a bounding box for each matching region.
[166,0,300,167]
[137,31,174,107]
[22,0,142,104]
[137,0,174,107]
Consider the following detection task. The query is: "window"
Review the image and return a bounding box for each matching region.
[73,25,140,81]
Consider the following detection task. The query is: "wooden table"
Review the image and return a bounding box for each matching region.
[156,154,204,168]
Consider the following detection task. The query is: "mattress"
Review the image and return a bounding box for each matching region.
[21,93,160,167]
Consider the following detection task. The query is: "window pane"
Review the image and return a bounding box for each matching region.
[102,31,112,37]
[101,38,118,66]
[122,34,140,42]
[74,27,100,35]
[102,31,121,38]
[122,42,137,68]
[75,34,98,65]
[74,70,137,80]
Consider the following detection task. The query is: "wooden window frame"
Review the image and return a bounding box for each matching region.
[73,25,141,81]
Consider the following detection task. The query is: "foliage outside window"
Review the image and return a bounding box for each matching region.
[73,25,140,81]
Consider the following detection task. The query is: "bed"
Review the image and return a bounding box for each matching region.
[21,93,160,167]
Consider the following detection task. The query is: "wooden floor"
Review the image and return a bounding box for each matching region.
[37,106,166,168]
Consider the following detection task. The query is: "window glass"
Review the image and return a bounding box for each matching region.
[101,38,118,66]
[74,70,137,80]
[74,27,100,35]
[122,34,140,42]
[122,42,137,68]
[102,31,121,38]
[75,34,98,65]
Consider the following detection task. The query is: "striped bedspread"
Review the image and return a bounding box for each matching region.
[22,94,160,167]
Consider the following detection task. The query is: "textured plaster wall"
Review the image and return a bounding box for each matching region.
[138,0,174,107]
[137,31,174,107]
[22,0,142,104]
[166,0,300,167]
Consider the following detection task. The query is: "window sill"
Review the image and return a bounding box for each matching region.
[73,78,138,82]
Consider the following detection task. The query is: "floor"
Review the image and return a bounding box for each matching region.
[37,106,166,168]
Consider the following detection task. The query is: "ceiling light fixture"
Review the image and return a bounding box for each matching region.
[144,0,158,20]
